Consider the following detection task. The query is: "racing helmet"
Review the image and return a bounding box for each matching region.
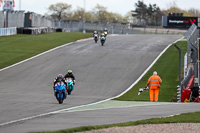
[68,70,72,75]
[57,74,63,81]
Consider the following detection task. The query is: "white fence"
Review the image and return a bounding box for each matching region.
[0,27,17,36]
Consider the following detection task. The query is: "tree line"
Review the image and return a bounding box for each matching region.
[46,3,126,23]
[46,1,200,26]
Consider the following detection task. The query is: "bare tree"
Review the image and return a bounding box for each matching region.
[188,8,200,17]
[47,3,72,20]
[71,7,93,22]
[92,4,109,23]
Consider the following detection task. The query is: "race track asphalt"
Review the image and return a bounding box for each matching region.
[0,34,191,133]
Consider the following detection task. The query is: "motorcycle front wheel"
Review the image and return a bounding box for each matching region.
[58,92,63,104]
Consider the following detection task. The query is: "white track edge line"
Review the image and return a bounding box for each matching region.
[0,37,93,72]
[0,36,184,127]
[112,36,185,98]
[0,42,73,72]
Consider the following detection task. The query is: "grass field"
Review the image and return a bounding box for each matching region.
[115,41,187,102]
[0,32,91,69]
[32,111,200,133]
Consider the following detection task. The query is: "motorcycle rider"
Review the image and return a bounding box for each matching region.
[93,30,99,37]
[103,28,108,37]
[100,33,106,39]
[93,30,99,42]
[64,70,76,85]
[53,74,67,92]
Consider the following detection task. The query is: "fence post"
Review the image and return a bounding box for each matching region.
[174,44,182,86]
[174,44,182,102]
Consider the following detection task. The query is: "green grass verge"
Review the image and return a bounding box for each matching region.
[0,32,91,69]
[31,111,200,133]
[115,41,187,102]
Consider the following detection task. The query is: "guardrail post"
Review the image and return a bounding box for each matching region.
[174,44,182,102]
[174,44,182,86]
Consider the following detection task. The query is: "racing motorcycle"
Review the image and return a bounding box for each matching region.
[94,34,99,43]
[100,36,106,46]
[54,81,67,104]
[104,31,108,37]
[66,78,74,95]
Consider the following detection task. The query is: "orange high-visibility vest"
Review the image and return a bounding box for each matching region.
[147,75,162,89]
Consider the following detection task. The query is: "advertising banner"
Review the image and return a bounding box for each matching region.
[167,16,198,28]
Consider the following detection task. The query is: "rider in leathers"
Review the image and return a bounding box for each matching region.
[53,74,67,92]
[93,30,99,37]
[64,70,76,85]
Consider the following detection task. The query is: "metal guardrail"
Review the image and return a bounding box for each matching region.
[177,24,199,102]
[184,23,197,41]
[184,24,199,87]
[55,21,183,35]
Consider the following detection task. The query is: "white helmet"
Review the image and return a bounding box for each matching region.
[153,71,157,75]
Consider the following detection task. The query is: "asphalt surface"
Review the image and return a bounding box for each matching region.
[0,34,189,133]
[3,102,200,133]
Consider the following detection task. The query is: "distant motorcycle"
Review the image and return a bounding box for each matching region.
[94,34,98,43]
[66,78,74,95]
[104,31,108,37]
[100,36,106,46]
[54,81,67,104]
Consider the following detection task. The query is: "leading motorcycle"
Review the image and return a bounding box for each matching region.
[100,36,106,46]
[54,81,67,104]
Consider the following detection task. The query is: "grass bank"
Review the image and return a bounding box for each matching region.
[115,41,187,102]
[31,111,200,133]
[0,32,91,69]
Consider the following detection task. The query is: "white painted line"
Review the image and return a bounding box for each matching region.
[0,42,73,72]
[161,113,181,118]
[112,36,185,99]
[0,36,184,127]
[0,36,106,72]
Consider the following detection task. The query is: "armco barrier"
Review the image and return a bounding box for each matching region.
[0,27,17,36]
